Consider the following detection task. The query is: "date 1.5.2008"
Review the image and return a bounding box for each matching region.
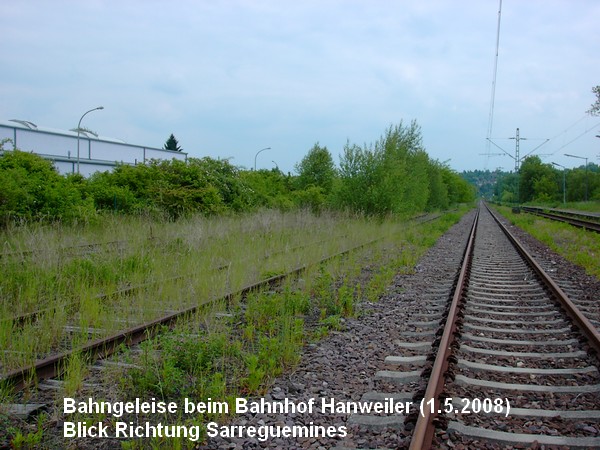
[419,397,511,418]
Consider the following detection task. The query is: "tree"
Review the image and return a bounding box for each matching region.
[519,156,557,203]
[427,162,449,210]
[163,134,182,152]
[334,121,436,216]
[587,85,600,116]
[294,143,336,194]
[335,141,382,215]
[492,171,519,203]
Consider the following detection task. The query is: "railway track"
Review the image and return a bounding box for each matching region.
[2,212,449,448]
[0,230,382,328]
[196,204,599,449]
[0,239,129,260]
[521,206,600,233]
[406,203,600,448]
[4,205,599,448]
[0,230,393,394]
[2,235,338,329]
[2,213,443,344]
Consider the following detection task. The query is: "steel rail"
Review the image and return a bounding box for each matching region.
[521,206,600,222]
[409,207,480,449]
[486,203,600,355]
[521,207,600,233]
[410,202,600,448]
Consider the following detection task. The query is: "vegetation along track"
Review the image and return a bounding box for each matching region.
[408,202,600,448]
[3,204,599,449]
[197,204,599,449]
[0,235,385,394]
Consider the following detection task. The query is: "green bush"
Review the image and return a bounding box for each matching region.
[0,149,95,226]
[293,186,326,214]
[240,169,295,210]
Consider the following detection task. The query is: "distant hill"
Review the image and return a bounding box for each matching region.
[461,169,507,199]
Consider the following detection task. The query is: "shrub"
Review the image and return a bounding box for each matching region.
[0,149,95,226]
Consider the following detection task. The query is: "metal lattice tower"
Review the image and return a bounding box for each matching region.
[509,128,527,171]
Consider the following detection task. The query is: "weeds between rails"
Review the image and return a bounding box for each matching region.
[0,239,128,260]
[0,219,426,393]
[1,211,444,334]
[2,235,342,329]
[0,211,464,384]
[0,211,361,359]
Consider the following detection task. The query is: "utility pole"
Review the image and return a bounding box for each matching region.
[552,162,566,204]
[485,128,549,207]
[484,0,503,168]
[508,127,525,206]
[509,128,527,171]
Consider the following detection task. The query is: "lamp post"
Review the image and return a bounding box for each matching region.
[253,147,271,170]
[551,162,566,204]
[77,106,104,174]
[564,153,588,202]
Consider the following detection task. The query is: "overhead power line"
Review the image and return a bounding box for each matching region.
[484,0,503,168]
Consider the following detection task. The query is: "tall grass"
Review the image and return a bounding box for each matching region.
[0,210,408,373]
[496,206,600,278]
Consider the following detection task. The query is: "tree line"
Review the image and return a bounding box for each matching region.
[0,121,475,226]
[491,156,600,204]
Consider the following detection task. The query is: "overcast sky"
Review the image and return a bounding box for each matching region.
[1,0,599,174]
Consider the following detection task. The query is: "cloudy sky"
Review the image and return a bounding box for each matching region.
[1,0,599,174]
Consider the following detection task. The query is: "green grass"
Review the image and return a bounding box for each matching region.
[496,205,600,279]
[522,200,600,213]
[0,210,392,372]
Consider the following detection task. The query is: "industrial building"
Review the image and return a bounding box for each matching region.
[0,119,187,177]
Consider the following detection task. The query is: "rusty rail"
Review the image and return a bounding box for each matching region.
[521,207,600,233]
[409,207,479,449]
[410,202,600,448]
[487,204,600,356]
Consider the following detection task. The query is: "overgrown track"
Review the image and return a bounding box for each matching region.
[3,213,444,331]
[408,202,600,448]
[0,232,386,393]
[0,239,128,260]
[2,234,354,329]
[521,206,600,233]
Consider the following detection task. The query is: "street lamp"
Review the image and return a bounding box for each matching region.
[564,153,588,202]
[551,162,566,204]
[253,147,271,170]
[77,106,104,174]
